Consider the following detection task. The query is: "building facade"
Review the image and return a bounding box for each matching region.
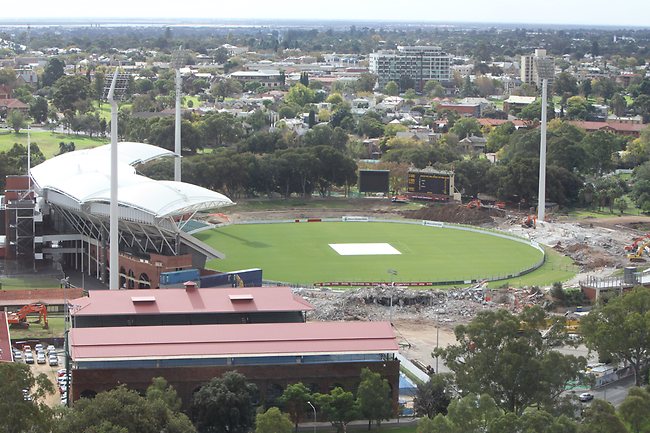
[369,46,452,92]
[520,49,555,88]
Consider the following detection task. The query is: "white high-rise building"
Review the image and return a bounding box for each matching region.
[520,49,555,88]
[369,46,452,91]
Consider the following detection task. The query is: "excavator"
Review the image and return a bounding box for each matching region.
[7,303,49,329]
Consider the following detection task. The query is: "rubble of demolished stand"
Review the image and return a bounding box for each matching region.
[299,284,550,325]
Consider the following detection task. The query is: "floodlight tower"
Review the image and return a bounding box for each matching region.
[107,68,120,290]
[535,56,555,223]
[172,45,183,182]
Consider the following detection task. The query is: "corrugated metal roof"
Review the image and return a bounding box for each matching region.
[0,312,13,363]
[70,287,314,316]
[70,321,397,360]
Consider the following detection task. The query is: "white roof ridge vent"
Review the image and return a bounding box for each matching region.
[131,296,156,303]
[229,294,254,301]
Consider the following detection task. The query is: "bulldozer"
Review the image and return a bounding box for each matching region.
[7,303,49,329]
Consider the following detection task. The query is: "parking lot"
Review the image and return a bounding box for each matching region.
[13,343,67,407]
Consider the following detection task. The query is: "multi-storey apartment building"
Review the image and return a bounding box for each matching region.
[520,49,555,88]
[369,45,452,92]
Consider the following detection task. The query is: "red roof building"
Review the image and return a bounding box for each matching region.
[65,287,400,410]
[0,312,13,363]
[70,287,314,327]
[568,120,646,138]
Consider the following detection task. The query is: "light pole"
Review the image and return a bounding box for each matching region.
[307,401,316,433]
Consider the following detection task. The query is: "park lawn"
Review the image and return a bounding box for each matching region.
[92,101,133,122]
[197,222,544,285]
[183,95,201,108]
[0,130,106,158]
[9,315,65,339]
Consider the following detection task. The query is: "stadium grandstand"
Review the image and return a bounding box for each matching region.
[2,142,233,289]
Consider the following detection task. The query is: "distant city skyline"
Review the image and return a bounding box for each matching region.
[2,0,650,28]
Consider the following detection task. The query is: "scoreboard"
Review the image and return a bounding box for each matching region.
[407,171,451,195]
[359,170,390,193]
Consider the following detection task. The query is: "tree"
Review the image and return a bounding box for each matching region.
[29,96,49,123]
[200,112,244,148]
[435,307,585,415]
[416,413,454,433]
[565,96,593,120]
[56,380,195,433]
[611,93,628,117]
[580,130,626,175]
[445,394,501,433]
[581,287,650,386]
[413,373,453,418]
[256,407,293,433]
[579,399,628,433]
[383,81,399,96]
[279,382,312,432]
[285,83,316,107]
[190,371,257,433]
[52,74,92,113]
[300,72,309,87]
[356,368,392,429]
[42,57,65,87]
[315,387,360,433]
[449,118,482,140]
[619,387,650,433]
[6,109,26,133]
[0,362,54,433]
[210,78,242,101]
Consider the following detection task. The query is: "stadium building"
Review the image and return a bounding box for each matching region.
[2,142,234,289]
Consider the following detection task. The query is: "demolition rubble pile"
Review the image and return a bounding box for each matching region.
[401,204,497,226]
[299,285,547,324]
[500,218,630,271]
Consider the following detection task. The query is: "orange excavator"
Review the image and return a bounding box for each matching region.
[7,304,49,329]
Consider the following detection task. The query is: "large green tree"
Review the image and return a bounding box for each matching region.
[255,407,293,433]
[190,371,257,433]
[356,368,392,430]
[413,373,453,418]
[618,387,650,433]
[0,362,54,433]
[581,287,650,386]
[435,307,585,415]
[278,382,312,432]
[315,387,360,433]
[42,57,65,87]
[6,109,26,133]
[56,379,194,433]
[52,74,92,113]
[579,399,627,433]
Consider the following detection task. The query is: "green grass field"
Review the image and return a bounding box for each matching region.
[0,130,106,158]
[197,222,544,285]
[9,316,65,340]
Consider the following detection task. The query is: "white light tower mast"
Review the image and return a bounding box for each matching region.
[536,56,555,223]
[107,68,120,290]
[172,45,183,182]
[105,68,129,290]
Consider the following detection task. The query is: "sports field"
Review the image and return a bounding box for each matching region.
[196,221,544,285]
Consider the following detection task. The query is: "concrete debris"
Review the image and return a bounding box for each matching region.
[298,285,549,324]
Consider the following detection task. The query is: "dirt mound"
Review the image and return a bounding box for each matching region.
[401,204,497,226]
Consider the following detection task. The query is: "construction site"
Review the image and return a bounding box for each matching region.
[226,199,648,372]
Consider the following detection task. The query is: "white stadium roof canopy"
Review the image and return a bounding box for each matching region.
[30,142,234,219]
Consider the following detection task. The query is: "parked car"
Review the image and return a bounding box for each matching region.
[36,352,46,364]
[48,355,59,366]
[579,392,594,402]
[34,343,43,352]
[25,352,34,364]
[46,345,56,355]
[12,349,23,362]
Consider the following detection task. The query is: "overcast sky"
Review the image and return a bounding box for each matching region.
[3,0,649,27]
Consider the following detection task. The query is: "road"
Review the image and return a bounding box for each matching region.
[593,374,636,407]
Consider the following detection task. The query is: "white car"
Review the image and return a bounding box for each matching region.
[48,355,59,366]
[579,392,594,402]
[36,352,46,364]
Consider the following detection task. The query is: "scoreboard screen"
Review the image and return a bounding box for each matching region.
[359,170,390,193]
[407,172,450,195]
